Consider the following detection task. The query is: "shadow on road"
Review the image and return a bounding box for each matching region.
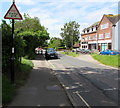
[54,66,119,105]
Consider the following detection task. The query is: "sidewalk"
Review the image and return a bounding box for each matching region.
[76,54,99,63]
[9,55,72,106]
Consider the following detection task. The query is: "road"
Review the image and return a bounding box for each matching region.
[46,53,119,107]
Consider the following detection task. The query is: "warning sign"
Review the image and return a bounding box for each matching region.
[4,3,23,20]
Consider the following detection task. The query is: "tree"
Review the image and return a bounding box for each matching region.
[60,21,80,49]
[1,20,25,73]
[15,14,50,59]
[49,37,64,49]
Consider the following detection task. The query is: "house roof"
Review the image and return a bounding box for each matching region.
[105,14,120,25]
[82,21,100,31]
[73,43,80,48]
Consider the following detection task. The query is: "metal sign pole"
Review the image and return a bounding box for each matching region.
[4,0,23,83]
[11,19,15,84]
[11,0,15,84]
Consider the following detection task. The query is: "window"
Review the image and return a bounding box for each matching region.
[96,26,98,30]
[85,37,88,40]
[93,35,96,40]
[89,36,93,40]
[100,23,109,29]
[87,29,89,33]
[99,34,104,39]
[92,27,93,31]
[105,33,110,38]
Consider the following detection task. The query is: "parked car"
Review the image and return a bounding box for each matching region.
[45,48,58,59]
[35,47,43,54]
[99,49,120,55]
[84,49,93,54]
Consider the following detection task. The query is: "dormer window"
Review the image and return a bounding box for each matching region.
[92,27,93,31]
[87,29,89,33]
[96,25,98,30]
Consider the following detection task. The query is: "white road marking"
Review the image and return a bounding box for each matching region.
[47,61,55,69]
[37,105,41,106]
[74,91,91,108]
[104,88,117,91]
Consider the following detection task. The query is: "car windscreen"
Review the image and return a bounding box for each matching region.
[47,49,55,52]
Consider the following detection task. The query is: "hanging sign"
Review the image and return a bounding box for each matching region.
[4,3,23,20]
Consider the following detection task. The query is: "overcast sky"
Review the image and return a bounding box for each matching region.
[1,0,119,38]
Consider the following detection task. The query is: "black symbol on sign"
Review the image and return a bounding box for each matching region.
[9,13,17,17]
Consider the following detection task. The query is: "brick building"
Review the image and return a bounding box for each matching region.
[81,14,120,51]
[81,22,99,50]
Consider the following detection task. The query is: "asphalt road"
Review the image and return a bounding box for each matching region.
[46,53,119,107]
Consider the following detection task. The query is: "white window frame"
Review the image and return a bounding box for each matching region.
[100,23,109,29]
[105,33,110,38]
[99,34,104,39]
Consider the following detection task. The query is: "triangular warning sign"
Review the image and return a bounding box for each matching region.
[4,3,23,20]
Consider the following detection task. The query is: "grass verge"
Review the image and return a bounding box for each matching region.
[61,51,80,57]
[3,58,34,105]
[92,53,120,68]
[15,58,34,86]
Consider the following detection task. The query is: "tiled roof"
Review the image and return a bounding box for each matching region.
[73,43,80,47]
[82,21,100,31]
[88,21,100,28]
[105,14,120,25]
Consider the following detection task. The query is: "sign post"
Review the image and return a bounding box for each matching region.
[4,0,23,83]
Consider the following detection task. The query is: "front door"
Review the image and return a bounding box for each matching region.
[102,43,107,51]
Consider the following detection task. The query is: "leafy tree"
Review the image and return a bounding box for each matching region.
[49,37,64,49]
[60,21,80,48]
[1,20,12,73]
[1,20,25,73]
[15,14,50,59]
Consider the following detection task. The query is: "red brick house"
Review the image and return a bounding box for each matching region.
[81,14,120,51]
[97,14,113,51]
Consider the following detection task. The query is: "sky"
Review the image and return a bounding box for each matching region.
[0,0,119,38]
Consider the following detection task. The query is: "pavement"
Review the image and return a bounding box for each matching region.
[9,55,73,107]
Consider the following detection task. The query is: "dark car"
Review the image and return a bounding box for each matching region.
[99,49,120,55]
[45,48,58,59]
[84,49,93,54]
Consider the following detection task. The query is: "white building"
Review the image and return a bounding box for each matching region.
[112,15,120,51]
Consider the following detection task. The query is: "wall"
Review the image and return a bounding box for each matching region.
[113,20,120,51]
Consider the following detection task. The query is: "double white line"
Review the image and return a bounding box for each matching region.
[74,91,91,108]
